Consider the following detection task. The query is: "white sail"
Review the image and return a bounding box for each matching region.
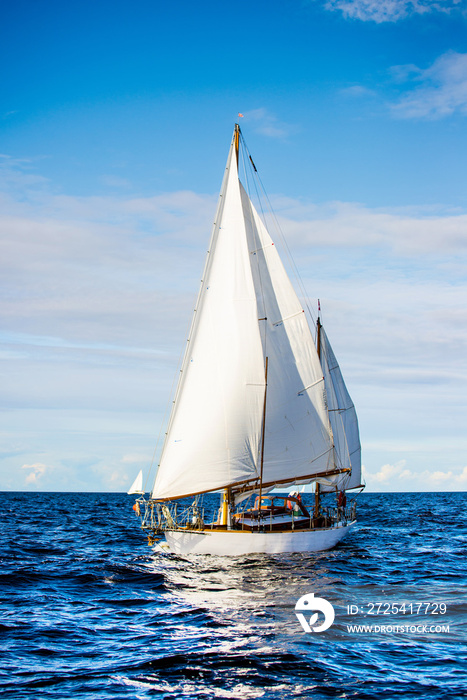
[151,129,354,501]
[127,469,143,495]
[152,136,266,500]
[240,185,334,485]
[318,326,362,491]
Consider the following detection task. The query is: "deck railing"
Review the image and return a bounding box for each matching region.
[135,496,357,543]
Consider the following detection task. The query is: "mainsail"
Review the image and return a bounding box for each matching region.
[152,128,355,501]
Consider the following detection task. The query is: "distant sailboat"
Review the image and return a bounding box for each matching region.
[127,469,144,495]
[134,125,364,555]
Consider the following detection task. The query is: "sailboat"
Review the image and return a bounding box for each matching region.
[127,469,143,495]
[133,124,364,555]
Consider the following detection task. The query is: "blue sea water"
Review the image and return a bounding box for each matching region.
[0,491,466,699]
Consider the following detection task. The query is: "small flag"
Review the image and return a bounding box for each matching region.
[238,113,244,118]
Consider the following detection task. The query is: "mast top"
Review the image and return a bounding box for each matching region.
[234,123,240,163]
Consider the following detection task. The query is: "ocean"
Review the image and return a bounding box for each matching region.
[1,491,465,699]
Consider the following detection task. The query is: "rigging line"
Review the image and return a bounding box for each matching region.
[238,133,318,327]
[259,176,317,326]
[240,134,273,262]
[239,130,268,364]
[239,133,269,482]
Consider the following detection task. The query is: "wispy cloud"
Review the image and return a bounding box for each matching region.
[363,462,467,491]
[240,109,296,139]
[100,175,132,189]
[271,197,467,254]
[339,85,377,98]
[364,460,411,483]
[390,51,467,119]
[319,0,464,23]
[1,158,466,491]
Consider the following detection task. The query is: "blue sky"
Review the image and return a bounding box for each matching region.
[1,0,466,492]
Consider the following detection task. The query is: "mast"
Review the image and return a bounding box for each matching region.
[257,356,269,509]
[218,123,250,528]
[220,487,231,527]
[315,303,322,519]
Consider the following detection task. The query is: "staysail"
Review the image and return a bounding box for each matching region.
[152,128,350,501]
[318,325,362,491]
[239,184,334,484]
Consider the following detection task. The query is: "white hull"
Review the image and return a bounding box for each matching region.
[163,521,356,556]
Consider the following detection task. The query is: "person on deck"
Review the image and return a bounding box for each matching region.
[337,491,347,521]
[286,491,302,513]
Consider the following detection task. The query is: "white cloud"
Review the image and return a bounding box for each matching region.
[425,468,454,482]
[240,109,296,139]
[1,158,466,491]
[370,460,410,483]
[339,85,377,98]
[271,198,467,255]
[391,52,467,119]
[122,453,151,464]
[0,160,216,355]
[22,462,48,485]
[455,466,467,484]
[100,175,132,189]
[320,0,463,23]
[363,462,467,491]
[421,466,467,486]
